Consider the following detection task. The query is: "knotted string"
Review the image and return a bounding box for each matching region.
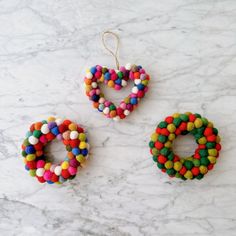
[101,31,120,69]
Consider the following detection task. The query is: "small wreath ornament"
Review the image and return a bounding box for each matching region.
[149,112,222,180]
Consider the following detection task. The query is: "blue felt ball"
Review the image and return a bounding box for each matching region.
[91,94,99,102]
[104,72,110,80]
[137,84,145,90]
[130,97,138,105]
[81,149,88,156]
[25,145,35,154]
[72,148,80,155]
[51,127,59,136]
[90,67,97,74]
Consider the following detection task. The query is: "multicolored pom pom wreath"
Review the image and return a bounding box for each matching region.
[21,117,89,184]
[84,64,150,121]
[149,112,222,180]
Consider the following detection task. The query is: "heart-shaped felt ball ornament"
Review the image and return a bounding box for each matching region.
[84,63,150,121]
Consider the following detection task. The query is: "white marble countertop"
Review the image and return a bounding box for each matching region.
[0,0,236,235]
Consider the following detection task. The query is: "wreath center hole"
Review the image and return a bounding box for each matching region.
[99,80,133,105]
[44,139,67,163]
[172,134,198,158]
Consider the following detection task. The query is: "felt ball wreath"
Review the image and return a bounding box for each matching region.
[21,117,89,184]
[84,64,150,120]
[149,112,222,180]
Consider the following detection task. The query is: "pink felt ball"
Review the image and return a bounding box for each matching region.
[43,170,53,181]
[39,135,47,144]
[111,73,117,81]
[114,84,122,90]
[69,158,79,168]
[120,102,126,110]
[68,166,77,175]
[95,71,101,79]
[37,160,45,168]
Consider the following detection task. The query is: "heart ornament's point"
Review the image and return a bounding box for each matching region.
[84,63,150,120]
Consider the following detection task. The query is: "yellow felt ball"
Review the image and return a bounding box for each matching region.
[164,160,173,169]
[207,121,213,128]
[79,133,86,141]
[68,123,77,131]
[185,112,192,116]
[141,80,148,86]
[99,74,104,82]
[168,133,176,141]
[61,161,69,169]
[174,162,182,171]
[23,158,27,164]
[108,80,115,88]
[198,137,207,144]
[172,113,180,118]
[186,156,193,161]
[48,116,56,122]
[85,68,90,73]
[208,149,217,157]
[44,163,51,170]
[79,142,87,149]
[85,85,92,92]
[208,156,217,164]
[151,133,158,142]
[26,154,36,161]
[167,124,176,133]
[164,141,172,148]
[76,154,85,163]
[216,135,221,143]
[194,118,203,128]
[199,165,208,174]
[184,170,193,179]
[187,122,194,131]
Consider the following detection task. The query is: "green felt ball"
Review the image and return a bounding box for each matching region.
[196,173,204,180]
[157,163,164,169]
[117,71,123,78]
[33,130,41,138]
[206,142,215,149]
[29,169,36,177]
[102,67,108,74]
[184,160,194,170]
[201,117,208,126]
[213,128,218,135]
[167,168,176,176]
[158,121,168,128]
[193,159,200,167]
[167,152,174,160]
[200,157,210,166]
[197,127,205,135]
[158,135,167,143]
[66,145,72,151]
[199,149,208,158]
[160,147,170,156]
[180,114,189,122]
[149,141,154,148]
[173,117,182,127]
[153,156,157,162]
[23,139,30,146]
[194,113,201,118]
[21,150,27,157]
[109,104,116,110]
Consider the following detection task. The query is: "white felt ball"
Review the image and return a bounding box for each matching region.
[28,136,38,145]
[36,168,45,177]
[86,72,93,79]
[99,97,105,103]
[91,82,97,88]
[54,166,62,176]
[125,63,132,70]
[124,110,130,116]
[121,80,127,87]
[55,118,63,126]
[134,79,141,85]
[103,107,110,115]
[70,130,79,139]
[41,124,49,134]
[113,116,120,122]
[132,87,138,94]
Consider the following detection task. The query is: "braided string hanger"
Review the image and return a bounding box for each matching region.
[101,31,120,70]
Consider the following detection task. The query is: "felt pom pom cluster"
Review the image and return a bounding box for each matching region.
[149,112,221,180]
[84,64,150,120]
[21,117,89,184]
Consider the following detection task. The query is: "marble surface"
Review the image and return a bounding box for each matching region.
[0,0,236,235]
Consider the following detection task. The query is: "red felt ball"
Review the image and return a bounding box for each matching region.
[156,127,162,134]
[77,126,84,133]
[137,90,144,98]
[157,155,167,164]
[204,127,213,136]
[58,124,67,133]
[173,155,180,162]
[207,135,216,142]
[63,140,70,146]
[27,161,36,169]
[175,128,181,135]
[198,144,206,149]
[155,141,164,150]
[179,166,187,175]
[191,167,200,176]
[165,116,174,124]
[215,143,221,151]
[51,173,59,183]
[179,122,187,131]
[117,107,124,116]
[37,176,46,183]
[189,114,196,122]
[119,113,126,119]
[34,142,43,151]
[63,119,71,126]
[30,123,35,132]
[61,169,71,179]
[46,133,55,141]
[207,164,214,170]
[161,128,170,136]
[70,139,80,148]
[194,153,201,159]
